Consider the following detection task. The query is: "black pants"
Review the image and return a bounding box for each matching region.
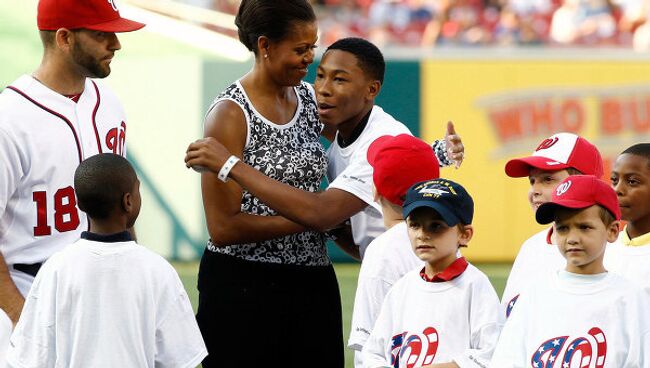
[196,250,344,367]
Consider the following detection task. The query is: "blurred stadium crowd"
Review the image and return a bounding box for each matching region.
[184,0,650,50]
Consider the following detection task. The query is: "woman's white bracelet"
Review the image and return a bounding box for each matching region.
[217,155,240,182]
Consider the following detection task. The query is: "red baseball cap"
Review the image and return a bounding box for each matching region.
[367,134,440,206]
[38,0,145,32]
[505,133,603,178]
[536,175,621,224]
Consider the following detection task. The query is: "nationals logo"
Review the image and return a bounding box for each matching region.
[531,328,607,368]
[536,137,560,151]
[556,180,572,196]
[107,0,119,11]
[390,327,439,368]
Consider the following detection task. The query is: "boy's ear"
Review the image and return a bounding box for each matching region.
[459,224,474,246]
[367,80,381,101]
[606,220,621,243]
[122,192,133,213]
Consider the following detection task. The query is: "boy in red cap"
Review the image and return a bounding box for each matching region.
[348,134,440,368]
[491,175,650,367]
[362,179,501,368]
[607,143,650,295]
[501,132,604,319]
[0,0,144,328]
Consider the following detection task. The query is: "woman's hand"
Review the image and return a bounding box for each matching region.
[445,121,464,168]
[185,137,234,174]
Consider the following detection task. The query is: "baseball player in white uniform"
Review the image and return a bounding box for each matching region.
[500,133,604,319]
[0,0,143,328]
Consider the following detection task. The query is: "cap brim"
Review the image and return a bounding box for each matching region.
[505,156,570,177]
[535,199,594,224]
[84,17,145,33]
[367,135,394,166]
[402,201,460,226]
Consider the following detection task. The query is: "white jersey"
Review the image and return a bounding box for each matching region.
[0,309,10,368]
[7,235,207,368]
[362,264,501,368]
[0,75,128,295]
[491,270,650,368]
[605,227,650,296]
[500,228,565,319]
[326,106,411,258]
[348,222,422,367]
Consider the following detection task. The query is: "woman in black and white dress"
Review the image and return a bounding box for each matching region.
[194,0,343,366]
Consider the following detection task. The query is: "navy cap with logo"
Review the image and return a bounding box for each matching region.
[402,178,474,226]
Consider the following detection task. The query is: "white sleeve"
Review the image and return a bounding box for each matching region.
[0,127,24,217]
[6,260,58,368]
[361,292,394,368]
[348,275,393,352]
[155,275,207,368]
[500,238,531,318]
[327,146,377,210]
[453,281,502,368]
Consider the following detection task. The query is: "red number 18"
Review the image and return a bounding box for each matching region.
[33,187,80,236]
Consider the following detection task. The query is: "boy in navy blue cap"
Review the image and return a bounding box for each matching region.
[362,179,501,368]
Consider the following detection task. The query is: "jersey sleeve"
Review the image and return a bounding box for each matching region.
[154,271,207,368]
[348,275,393,352]
[0,126,25,218]
[327,145,378,211]
[488,289,529,368]
[361,290,395,368]
[6,257,59,368]
[453,278,503,368]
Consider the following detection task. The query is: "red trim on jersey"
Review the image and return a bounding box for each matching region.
[6,86,83,163]
[420,257,469,283]
[90,81,103,153]
[63,93,81,102]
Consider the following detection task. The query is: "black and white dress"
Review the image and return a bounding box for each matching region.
[196,80,344,367]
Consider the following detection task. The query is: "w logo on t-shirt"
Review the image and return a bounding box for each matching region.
[531,327,607,368]
[390,327,439,368]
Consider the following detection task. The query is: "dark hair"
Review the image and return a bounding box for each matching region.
[622,143,650,168]
[235,0,315,54]
[74,154,137,220]
[326,37,386,84]
[39,30,56,48]
[598,206,616,226]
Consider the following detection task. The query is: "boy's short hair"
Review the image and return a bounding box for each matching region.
[367,134,439,205]
[402,178,474,226]
[326,37,385,84]
[74,153,137,219]
[505,133,603,178]
[622,143,650,167]
[536,175,620,225]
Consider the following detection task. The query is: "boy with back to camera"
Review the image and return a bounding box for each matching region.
[501,132,604,318]
[607,143,650,295]
[349,134,440,368]
[7,154,207,368]
[490,175,650,367]
[362,179,501,368]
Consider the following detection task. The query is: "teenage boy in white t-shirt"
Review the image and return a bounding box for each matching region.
[349,134,440,367]
[500,132,604,319]
[607,143,650,295]
[491,175,650,367]
[185,37,464,259]
[7,154,207,368]
[362,179,501,368]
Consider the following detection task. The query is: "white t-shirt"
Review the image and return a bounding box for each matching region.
[7,237,207,368]
[362,264,501,368]
[605,227,650,296]
[500,228,565,319]
[491,270,650,368]
[0,309,10,368]
[348,222,422,367]
[326,105,411,258]
[0,75,129,296]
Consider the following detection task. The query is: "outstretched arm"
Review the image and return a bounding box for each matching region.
[186,136,368,233]
[198,101,307,246]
